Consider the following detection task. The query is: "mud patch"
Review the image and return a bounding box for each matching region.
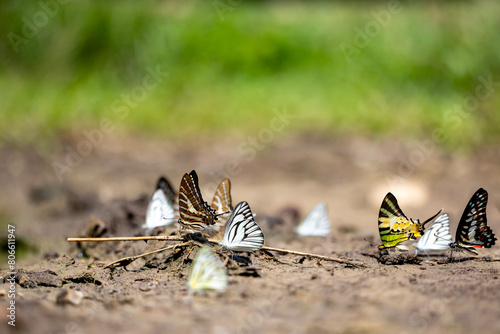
[378,253,422,265]
[11,269,63,288]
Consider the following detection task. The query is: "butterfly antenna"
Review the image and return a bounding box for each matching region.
[422,208,444,226]
[216,211,231,217]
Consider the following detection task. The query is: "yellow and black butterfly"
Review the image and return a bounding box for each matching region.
[177,170,219,230]
[378,192,442,254]
[449,188,496,259]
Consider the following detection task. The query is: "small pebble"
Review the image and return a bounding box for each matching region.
[57,290,84,306]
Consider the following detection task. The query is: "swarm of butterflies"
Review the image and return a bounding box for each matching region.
[142,170,496,292]
[378,188,497,258]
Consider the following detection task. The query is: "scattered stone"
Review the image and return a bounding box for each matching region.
[57,289,84,306]
[144,260,159,269]
[139,282,157,291]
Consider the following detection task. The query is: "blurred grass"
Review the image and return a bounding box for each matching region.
[0,216,38,264]
[1,0,500,150]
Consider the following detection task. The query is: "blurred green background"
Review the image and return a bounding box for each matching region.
[1,0,500,150]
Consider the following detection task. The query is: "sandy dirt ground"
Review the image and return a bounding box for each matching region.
[1,134,500,334]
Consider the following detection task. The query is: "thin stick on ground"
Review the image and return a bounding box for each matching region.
[259,245,365,268]
[67,236,185,243]
[204,239,365,268]
[102,242,192,269]
[68,236,366,268]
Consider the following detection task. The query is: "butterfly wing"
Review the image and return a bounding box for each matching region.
[188,246,228,292]
[211,178,233,215]
[378,192,419,248]
[173,196,180,220]
[157,176,177,203]
[178,170,218,229]
[220,201,264,252]
[456,188,496,248]
[296,203,331,237]
[413,213,452,252]
[143,177,176,231]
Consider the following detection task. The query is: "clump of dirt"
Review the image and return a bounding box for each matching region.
[12,269,63,288]
[378,253,422,265]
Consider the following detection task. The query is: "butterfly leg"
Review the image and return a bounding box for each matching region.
[176,222,183,237]
[424,250,431,259]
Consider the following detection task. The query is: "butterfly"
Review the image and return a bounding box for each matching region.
[211,178,233,224]
[142,176,177,231]
[219,201,265,252]
[449,188,497,258]
[296,203,331,237]
[378,192,442,253]
[187,246,228,292]
[413,213,452,255]
[177,170,219,230]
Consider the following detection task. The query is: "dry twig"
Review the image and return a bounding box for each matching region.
[102,242,191,269]
[67,236,185,243]
[68,235,366,268]
[259,246,365,268]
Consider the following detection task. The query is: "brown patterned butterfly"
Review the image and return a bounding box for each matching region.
[177,170,219,230]
[211,178,233,221]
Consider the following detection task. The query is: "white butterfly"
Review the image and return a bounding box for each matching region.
[142,177,176,231]
[187,246,228,292]
[413,213,452,254]
[296,203,331,237]
[219,201,264,252]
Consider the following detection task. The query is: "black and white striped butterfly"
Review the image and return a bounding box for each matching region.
[449,188,497,258]
[296,203,331,237]
[177,170,219,230]
[142,176,177,231]
[187,246,228,292]
[413,213,452,255]
[219,201,264,252]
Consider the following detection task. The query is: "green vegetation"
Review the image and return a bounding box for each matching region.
[1,0,499,149]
